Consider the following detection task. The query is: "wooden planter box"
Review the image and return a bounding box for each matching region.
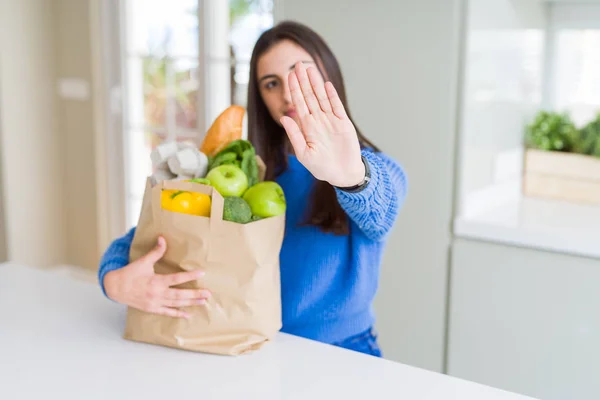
[523,149,600,205]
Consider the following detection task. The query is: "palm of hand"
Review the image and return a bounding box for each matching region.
[280,63,365,188]
[105,237,210,319]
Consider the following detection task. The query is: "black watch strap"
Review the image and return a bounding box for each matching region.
[335,155,371,193]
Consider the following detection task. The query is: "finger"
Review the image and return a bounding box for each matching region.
[155,306,190,319]
[295,62,321,115]
[140,236,167,264]
[159,269,205,287]
[325,81,348,119]
[288,68,309,118]
[307,67,332,113]
[164,288,211,301]
[280,116,307,156]
[163,298,207,308]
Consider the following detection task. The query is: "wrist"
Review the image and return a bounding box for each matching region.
[334,155,370,192]
[348,160,366,187]
[104,269,123,301]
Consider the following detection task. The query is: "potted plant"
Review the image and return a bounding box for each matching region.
[576,112,600,157]
[522,111,600,205]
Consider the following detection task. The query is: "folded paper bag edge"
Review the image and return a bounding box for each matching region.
[123,306,278,356]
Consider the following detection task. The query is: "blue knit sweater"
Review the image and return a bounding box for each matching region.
[98,148,407,344]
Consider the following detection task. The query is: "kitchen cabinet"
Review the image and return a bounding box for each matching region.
[447,238,600,400]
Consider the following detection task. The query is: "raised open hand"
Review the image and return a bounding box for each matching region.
[280,62,365,188]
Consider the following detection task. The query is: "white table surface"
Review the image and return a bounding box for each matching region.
[0,263,538,400]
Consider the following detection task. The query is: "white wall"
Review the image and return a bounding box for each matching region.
[448,238,600,400]
[277,0,462,371]
[55,0,101,270]
[0,0,66,266]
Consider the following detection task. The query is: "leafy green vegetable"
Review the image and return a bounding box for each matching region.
[241,147,258,186]
[208,139,259,186]
[209,152,237,168]
[188,178,211,185]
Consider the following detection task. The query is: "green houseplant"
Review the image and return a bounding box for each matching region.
[577,112,600,158]
[522,110,600,205]
[524,111,578,153]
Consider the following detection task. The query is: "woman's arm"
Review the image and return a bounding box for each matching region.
[98,227,136,297]
[335,149,408,241]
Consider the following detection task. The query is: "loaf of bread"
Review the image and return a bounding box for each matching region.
[200,105,246,157]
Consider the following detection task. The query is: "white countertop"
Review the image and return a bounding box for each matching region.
[454,190,600,260]
[0,263,537,400]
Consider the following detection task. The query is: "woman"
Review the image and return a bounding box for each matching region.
[99,20,407,358]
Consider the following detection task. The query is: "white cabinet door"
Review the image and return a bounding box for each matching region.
[0,79,6,263]
[447,238,600,400]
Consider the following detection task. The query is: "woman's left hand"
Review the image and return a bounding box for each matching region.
[280,62,365,188]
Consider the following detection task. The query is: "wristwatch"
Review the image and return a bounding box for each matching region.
[335,155,371,193]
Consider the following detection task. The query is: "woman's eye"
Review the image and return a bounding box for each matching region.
[264,81,277,90]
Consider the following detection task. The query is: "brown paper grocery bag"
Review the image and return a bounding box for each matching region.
[123,177,285,355]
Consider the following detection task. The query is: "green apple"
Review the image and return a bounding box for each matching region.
[205,165,248,197]
[242,181,286,218]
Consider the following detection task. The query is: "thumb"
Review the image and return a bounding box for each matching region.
[280,116,306,156]
[141,236,167,265]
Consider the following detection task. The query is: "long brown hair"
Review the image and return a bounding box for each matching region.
[247,20,379,235]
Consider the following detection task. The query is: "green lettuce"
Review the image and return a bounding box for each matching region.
[208,139,259,186]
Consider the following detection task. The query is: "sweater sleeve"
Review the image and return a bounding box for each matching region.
[335,149,408,241]
[98,227,136,297]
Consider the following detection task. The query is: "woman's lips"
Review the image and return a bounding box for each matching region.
[285,110,297,118]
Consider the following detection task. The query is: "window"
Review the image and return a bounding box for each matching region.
[547,4,600,127]
[229,0,274,106]
[453,0,600,257]
[119,0,274,228]
[455,0,600,219]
